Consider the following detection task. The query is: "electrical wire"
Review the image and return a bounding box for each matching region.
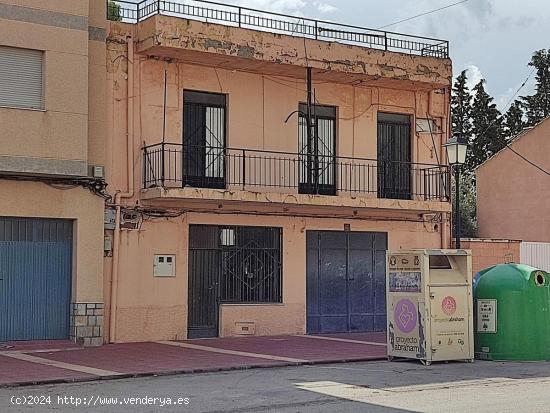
[0,174,110,200]
[506,145,550,176]
[501,68,535,117]
[377,0,471,29]
[475,68,550,175]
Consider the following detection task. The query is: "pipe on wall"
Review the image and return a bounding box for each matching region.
[109,35,135,343]
[438,86,452,249]
[425,86,451,249]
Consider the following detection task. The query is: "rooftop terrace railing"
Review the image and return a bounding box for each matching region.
[108,0,449,59]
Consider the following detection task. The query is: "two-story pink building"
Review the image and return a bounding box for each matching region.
[104,0,453,342]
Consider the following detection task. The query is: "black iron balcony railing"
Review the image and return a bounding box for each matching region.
[142,143,450,202]
[108,0,449,59]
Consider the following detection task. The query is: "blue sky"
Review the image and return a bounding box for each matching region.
[126,0,550,110]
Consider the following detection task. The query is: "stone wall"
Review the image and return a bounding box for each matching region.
[70,302,104,346]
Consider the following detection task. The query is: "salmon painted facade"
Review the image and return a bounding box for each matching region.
[0,0,106,345]
[476,117,550,243]
[102,1,454,343]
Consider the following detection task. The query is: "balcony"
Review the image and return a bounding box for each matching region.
[108,1,451,89]
[141,143,451,213]
[109,0,448,58]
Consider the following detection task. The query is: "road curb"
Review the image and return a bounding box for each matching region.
[0,355,387,389]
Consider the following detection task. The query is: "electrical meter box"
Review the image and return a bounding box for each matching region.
[386,249,474,365]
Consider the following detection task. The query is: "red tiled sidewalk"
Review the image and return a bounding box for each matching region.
[34,342,287,374]
[0,333,387,388]
[0,355,95,386]
[186,335,386,363]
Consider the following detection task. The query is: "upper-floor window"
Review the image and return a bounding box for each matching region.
[0,46,44,110]
[183,90,226,189]
[298,103,337,196]
[377,113,412,200]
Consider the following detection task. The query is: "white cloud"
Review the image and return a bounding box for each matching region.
[496,87,515,111]
[233,0,306,14]
[313,1,337,14]
[464,64,484,91]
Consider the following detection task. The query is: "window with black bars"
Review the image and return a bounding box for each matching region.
[183,90,226,189]
[220,226,282,303]
[298,103,337,195]
[189,225,283,304]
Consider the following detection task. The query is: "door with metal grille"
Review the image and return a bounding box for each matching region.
[188,225,282,339]
[299,104,337,196]
[188,226,221,339]
[183,91,226,189]
[0,218,72,342]
[377,113,412,199]
[306,231,387,334]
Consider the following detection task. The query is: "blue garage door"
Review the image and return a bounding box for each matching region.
[0,218,72,342]
[307,231,387,334]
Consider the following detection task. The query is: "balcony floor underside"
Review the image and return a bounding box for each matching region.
[140,187,452,217]
[139,46,445,91]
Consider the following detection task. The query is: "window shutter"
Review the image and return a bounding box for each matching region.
[0,46,43,109]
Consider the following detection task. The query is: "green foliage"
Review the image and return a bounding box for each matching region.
[449,48,550,238]
[451,70,473,142]
[504,100,525,139]
[107,0,122,22]
[452,172,477,238]
[521,49,550,126]
[468,80,506,171]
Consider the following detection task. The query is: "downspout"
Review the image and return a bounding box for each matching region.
[426,88,449,248]
[110,35,135,343]
[436,86,452,249]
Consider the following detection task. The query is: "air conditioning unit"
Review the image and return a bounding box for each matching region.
[120,210,140,230]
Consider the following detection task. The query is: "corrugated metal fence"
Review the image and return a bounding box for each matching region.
[520,242,550,273]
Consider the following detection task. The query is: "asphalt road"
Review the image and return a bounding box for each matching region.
[2,360,550,412]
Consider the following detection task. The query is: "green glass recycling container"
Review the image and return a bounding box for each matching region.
[474,264,550,361]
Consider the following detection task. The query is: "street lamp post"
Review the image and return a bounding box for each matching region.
[444,137,468,249]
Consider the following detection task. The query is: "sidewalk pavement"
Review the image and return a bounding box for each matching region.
[0,332,387,387]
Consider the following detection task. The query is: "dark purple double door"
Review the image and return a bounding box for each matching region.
[306,231,387,334]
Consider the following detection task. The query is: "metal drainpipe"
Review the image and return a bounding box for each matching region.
[428,87,451,249]
[110,35,135,343]
[441,87,451,249]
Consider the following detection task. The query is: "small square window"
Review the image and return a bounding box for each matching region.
[221,228,235,246]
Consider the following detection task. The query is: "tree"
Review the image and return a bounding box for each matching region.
[504,100,525,139]
[451,70,473,143]
[107,0,122,22]
[522,49,550,126]
[452,173,477,238]
[467,80,505,171]
[450,70,477,237]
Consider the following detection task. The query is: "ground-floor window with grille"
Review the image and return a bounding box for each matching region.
[188,225,282,306]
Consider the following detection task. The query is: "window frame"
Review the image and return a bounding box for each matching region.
[0,46,45,111]
[219,225,283,304]
[298,103,338,196]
